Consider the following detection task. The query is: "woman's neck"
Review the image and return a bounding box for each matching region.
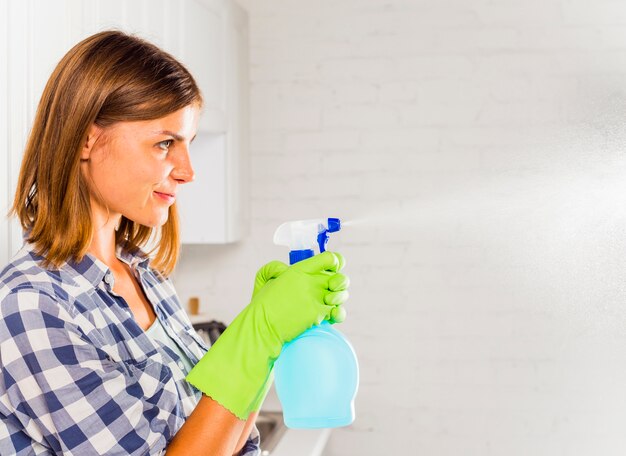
[88,202,122,268]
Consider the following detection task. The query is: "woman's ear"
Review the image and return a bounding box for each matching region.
[81,124,103,161]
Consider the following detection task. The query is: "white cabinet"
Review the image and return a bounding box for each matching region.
[80,0,229,135]
[0,0,249,262]
[181,0,226,133]
[177,1,250,243]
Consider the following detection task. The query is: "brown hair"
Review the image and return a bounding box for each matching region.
[11,29,203,276]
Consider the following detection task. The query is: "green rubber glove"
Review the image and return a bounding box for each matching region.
[244,257,351,412]
[248,261,288,412]
[247,258,350,412]
[186,251,350,420]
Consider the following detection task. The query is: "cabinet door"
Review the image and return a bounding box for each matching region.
[132,0,181,55]
[177,0,249,245]
[178,133,228,243]
[180,0,226,132]
[224,1,250,242]
[103,0,176,53]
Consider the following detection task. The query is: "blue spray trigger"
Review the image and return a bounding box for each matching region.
[317,231,329,253]
[317,218,341,253]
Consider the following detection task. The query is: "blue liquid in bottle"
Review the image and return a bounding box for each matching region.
[274,321,359,428]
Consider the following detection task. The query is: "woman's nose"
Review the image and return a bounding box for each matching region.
[171,146,195,183]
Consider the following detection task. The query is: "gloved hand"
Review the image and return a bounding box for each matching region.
[186,251,350,420]
[247,260,288,413]
[245,258,349,412]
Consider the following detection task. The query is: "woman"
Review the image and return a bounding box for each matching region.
[0,30,349,455]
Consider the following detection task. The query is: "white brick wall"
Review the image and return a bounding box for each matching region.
[173,1,626,454]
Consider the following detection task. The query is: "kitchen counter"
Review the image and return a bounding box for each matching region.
[268,428,330,456]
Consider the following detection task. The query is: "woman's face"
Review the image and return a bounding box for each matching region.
[81,104,199,228]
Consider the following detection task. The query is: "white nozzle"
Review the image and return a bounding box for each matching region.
[273,218,327,251]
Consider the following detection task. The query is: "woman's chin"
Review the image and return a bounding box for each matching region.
[125,212,168,228]
[147,217,169,228]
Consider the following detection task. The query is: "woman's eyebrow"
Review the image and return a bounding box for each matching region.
[153,130,197,143]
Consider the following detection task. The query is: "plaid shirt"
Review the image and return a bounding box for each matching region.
[0,242,260,455]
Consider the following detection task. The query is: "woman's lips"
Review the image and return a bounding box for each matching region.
[154,191,175,204]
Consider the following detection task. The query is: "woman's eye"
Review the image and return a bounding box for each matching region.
[158,139,174,151]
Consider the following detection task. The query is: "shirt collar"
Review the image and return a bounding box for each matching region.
[115,242,151,270]
[65,250,109,287]
[24,241,152,288]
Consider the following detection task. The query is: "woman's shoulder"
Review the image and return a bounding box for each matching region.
[0,243,78,305]
[0,244,48,288]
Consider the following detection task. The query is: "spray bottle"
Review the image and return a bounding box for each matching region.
[272,217,359,428]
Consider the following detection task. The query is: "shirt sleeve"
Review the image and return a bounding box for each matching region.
[0,289,180,455]
[239,424,261,456]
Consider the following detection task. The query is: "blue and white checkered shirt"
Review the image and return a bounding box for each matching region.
[0,242,260,455]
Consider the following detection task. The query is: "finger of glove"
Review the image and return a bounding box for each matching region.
[328,273,350,292]
[324,289,349,306]
[292,251,344,274]
[328,305,346,324]
[332,252,346,270]
[253,261,289,295]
